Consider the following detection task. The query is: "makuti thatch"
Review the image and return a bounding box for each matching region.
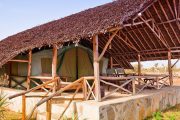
[0,0,179,68]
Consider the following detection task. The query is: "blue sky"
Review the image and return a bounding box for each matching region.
[0,0,111,40]
[0,0,179,68]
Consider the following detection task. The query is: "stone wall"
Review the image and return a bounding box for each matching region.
[76,86,180,120]
[2,86,180,120]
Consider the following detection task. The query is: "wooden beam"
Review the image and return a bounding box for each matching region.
[124,28,142,51]
[168,51,173,86]
[172,0,178,18]
[93,35,101,101]
[52,45,58,92]
[139,16,169,49]
[110,57,113,68]
[178,0,180,18]
[158,0,180,45]
[138,54,141,76]
[115,34,139,52]
[123,18,153,27]
[22,95,26,120]
[98,30,118,61]
[171,59,180,68]
[9,78,58,99]
[8,60,29,63]
[27,50,32,90]
[132,0,157,21]
[8,63,12,88]
[30,76,52,79]
[157,18,180,25]
[46,100,51,120]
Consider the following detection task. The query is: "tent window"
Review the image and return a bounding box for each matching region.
[41,58,52,74]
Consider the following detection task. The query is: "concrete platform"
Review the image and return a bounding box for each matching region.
[76,86,180,120]
[1,86,180,120]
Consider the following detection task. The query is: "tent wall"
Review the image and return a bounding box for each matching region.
[58,47,94,81]
[3,45,109,86]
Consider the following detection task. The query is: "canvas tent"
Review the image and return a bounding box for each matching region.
[57,45,108,82]
[0,45,108,88]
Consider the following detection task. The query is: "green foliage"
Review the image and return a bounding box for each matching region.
[152,111,163,120]
[145,104,180,120]
[0,91,9,119]
[168,115,175,120]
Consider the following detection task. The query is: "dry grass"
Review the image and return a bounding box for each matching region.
[146,104,180,120]
[4,110,21,120]
[3,110,35,120]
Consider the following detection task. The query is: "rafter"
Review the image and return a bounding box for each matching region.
[171,58,180,68]
[173,0,178,18]
[178,0,180,18]
[159,0,180,44]
[139,16,169,49]
[123,27,142,51]
[115,34,139,52]
[123,18,153,27]
[98,30,118,61]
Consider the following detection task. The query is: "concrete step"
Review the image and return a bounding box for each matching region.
[51,104,66,114]
[37,112,59,120]
[37,102,78,120]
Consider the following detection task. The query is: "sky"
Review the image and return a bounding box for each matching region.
[0,0,179,68]
[0,0,111,40]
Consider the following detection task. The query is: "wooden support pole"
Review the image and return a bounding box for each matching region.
[98,30,118,61]
[46,100,52,120]
[138,54,141,84]
[83,79,87,100]
[8,62,12,88]
[138,54,141,75]
[22,95,26,120]
[27,50,32,90]
[93,35,101,102]
[52,45,58,92]
[132,79,136,95]
[168,51,173,86]
[110,57,113,69]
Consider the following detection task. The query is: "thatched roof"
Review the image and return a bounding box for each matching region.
[0,0,179,69]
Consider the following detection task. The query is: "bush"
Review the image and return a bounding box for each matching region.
[152,111,163,120]
[0,91,8,119]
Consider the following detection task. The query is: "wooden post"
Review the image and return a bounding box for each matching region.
[52,45,58,92]
[138,54,141,84]
[83,78,87,100]
[46,100,52,120]
[22,95,26,120]
[110,57,113,69]
[93,35,101,102]
[168,51,173,86]
[8,62,12,88]
[138,54,141,76]
[132,79,135,95]
[156,77,160,89]
[27,50,32,90]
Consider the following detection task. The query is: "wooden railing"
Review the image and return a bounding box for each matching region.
[8,76,95,120]
[100,75,170,100]
[9,77,60,120]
